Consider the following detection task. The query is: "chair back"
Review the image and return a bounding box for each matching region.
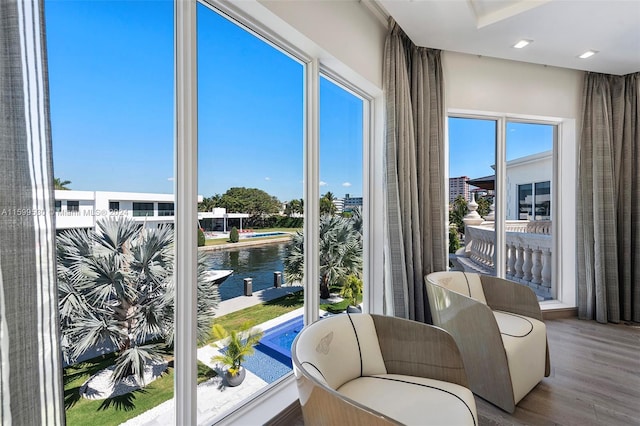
[426,271,487,304]
[292,313,387,390]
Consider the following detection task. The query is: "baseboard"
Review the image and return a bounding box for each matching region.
[264,399,302,426]
[542,307,578,320]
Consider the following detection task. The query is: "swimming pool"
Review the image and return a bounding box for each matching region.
[241,231,287,239]
[239,316,303,383]
[257,316,304,367]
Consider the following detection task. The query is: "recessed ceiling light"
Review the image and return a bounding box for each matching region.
[579,50,598,59]
[512,39,532,49]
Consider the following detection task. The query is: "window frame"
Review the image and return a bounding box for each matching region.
[175,1,384,424]
[447,109,576,309]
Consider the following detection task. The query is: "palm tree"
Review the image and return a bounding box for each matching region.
[54,177,71,190]
[284,213,362,299]
[319,192,337,215]
[57,217,219,384]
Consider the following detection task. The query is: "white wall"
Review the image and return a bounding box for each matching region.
[259,0,386,88]
[443,52,582,118]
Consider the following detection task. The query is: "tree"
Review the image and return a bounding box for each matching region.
[476,195,492,218]
[284,213,362,299]
[54,177,71,190]
[450,195,468,236]
[57,217,219,384]
[199,194,221,212]
[217,187,281,227]
[320,192,337,215]
[284,198,303,216]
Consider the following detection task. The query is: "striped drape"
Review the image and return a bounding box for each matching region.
[0,0,65,424]
[383,18,447,322]
[577,72,640,324]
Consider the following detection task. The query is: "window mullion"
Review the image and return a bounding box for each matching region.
[303,59,320,326]
[495,117,506,278]
[174,0,198,424]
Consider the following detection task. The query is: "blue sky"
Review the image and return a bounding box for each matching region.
[449,118,554,179]
[45,1,548,201]
[46,0,363,202]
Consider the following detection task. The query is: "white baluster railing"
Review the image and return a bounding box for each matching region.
[464,221,552,299]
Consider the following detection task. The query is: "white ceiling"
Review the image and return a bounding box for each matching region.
[376,0,640,75]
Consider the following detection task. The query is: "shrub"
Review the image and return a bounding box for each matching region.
[197,227,205,247]
[449,224,461,253]
[340,274,363,306]
[229,226,239,243]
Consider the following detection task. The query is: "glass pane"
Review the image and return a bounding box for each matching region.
[448,117,497,275]
[318,76,364,317]
[197,4,304,423]
[46,1,175,424]
[505,122,554,300]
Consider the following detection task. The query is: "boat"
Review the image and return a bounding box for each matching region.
[204,269,233,285]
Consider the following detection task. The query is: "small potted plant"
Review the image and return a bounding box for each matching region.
[210,322,263,387]
[341,275,363,313]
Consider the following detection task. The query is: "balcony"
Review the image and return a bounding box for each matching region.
[455,220,553,300]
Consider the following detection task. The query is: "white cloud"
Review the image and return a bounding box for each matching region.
[167,177,175,181]
[319,181,328,186]
[342,182,352,187]
[264,177,271,181]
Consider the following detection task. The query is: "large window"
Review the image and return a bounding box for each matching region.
[46,1,174,424]
[48,0,377,424]
[196,3,305,423]
[448,116,556,300]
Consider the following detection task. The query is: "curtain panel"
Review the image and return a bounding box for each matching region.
[383,19,446,322]
[0,0,65,424]
[577,72,640,324]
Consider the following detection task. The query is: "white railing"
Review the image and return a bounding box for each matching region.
[465,221,552,298]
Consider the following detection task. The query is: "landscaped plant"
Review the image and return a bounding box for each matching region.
[57,217,220,385]
[198,227,206,247]
[284,208,363,299]
[210,322,263,386]
[229,226,239,243]
[340,274,363,308]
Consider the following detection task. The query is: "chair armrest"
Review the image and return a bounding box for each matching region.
[479,275,543,321]
[425,280,516,413]
[371,314,468,388]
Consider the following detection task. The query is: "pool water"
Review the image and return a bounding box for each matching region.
[239,316,304,384]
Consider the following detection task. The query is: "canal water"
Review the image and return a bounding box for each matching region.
[206,241,289,300]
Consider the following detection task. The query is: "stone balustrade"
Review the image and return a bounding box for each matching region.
[465,221,552,299]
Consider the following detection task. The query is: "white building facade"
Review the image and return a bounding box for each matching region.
[54,190,204,230]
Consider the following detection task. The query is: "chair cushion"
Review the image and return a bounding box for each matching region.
[294,314,386,390]
[337,374,477,426]
[494,311,547,403]
[427,271,487,304]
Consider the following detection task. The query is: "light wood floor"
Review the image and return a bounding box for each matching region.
[275,318,640,426]
[477,318,640,425]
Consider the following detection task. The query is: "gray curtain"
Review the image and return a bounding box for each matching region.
[577,72,640,324]
[383,19,446,322]
[1,0,65,424]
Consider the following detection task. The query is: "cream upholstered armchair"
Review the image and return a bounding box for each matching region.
[425,271,550,413]
[292,313,478,425]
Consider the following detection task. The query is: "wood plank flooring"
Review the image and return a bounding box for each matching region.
[276,318,640,426]
[477,318,640,425]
